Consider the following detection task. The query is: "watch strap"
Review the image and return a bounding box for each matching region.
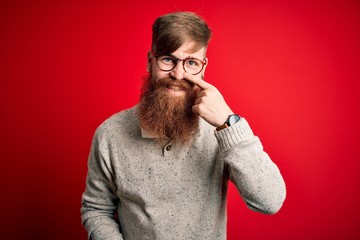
[216,123,228,131]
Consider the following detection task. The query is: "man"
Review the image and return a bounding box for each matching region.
[81,11,286,240]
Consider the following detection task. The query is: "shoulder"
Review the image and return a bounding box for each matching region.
[199,118,215,136]
[197,118,218,145]
[94,105,140,141]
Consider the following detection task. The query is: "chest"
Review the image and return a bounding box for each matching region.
[110,136,222,204]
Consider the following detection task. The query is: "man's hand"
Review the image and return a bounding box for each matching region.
[184,72,234,127]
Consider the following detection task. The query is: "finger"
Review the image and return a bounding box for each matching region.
[194,97,202,105]
[183,72,211,90]
[192,104,201,115]
[195,90,206,98]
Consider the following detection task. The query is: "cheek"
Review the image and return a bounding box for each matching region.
[151,67,168,81]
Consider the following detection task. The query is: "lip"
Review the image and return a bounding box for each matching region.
[169,86,182,91]
[166,86,186,95]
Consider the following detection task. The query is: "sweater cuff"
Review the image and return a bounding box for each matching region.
[214,118,255,152]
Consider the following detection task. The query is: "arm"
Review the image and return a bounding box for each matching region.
[184,73,286,214]
[81,129,124,240]
[214,119,286,214]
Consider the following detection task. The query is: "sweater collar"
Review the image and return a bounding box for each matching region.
[140,127,201,139]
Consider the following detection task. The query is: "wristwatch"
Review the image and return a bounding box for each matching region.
[216,114,242,131]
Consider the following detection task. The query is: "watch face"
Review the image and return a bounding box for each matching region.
[228,114,241,125]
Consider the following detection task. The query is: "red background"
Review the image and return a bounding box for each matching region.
[1,0,359,239]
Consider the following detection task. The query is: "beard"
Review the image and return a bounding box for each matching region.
[137,75,200,145]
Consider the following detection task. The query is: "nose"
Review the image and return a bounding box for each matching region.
[170,61,185,80]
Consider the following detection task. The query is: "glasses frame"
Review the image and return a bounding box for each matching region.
[152,51,207,75]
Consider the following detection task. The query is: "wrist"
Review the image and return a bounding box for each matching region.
[215,110,234,127]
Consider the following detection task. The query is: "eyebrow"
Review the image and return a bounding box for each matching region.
[168,54,198,60]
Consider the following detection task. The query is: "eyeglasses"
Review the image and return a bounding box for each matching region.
[154,53,207,75]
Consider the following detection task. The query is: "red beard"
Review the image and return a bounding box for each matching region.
[137,75,200,144]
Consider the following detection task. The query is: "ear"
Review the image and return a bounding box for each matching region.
[203,57,209,73]
[147,50,152,64]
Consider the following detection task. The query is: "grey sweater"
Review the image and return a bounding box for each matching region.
[81,106,286,240]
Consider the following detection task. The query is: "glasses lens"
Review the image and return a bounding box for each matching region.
[184,58,203,75]
[157,56,176,71]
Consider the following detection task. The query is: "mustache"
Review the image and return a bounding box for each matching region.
[153,77,195,92]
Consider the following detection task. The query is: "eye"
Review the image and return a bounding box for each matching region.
[160,56,176,65]
[185,59,201,68]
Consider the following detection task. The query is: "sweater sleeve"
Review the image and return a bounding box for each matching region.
[81,129,124,240]
[214,118,286,214]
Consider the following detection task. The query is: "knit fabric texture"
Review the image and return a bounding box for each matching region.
[81,106,286,240]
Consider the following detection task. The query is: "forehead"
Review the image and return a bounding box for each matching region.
[171,41,207,58]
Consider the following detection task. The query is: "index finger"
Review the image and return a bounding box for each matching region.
[183,72,211,90]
